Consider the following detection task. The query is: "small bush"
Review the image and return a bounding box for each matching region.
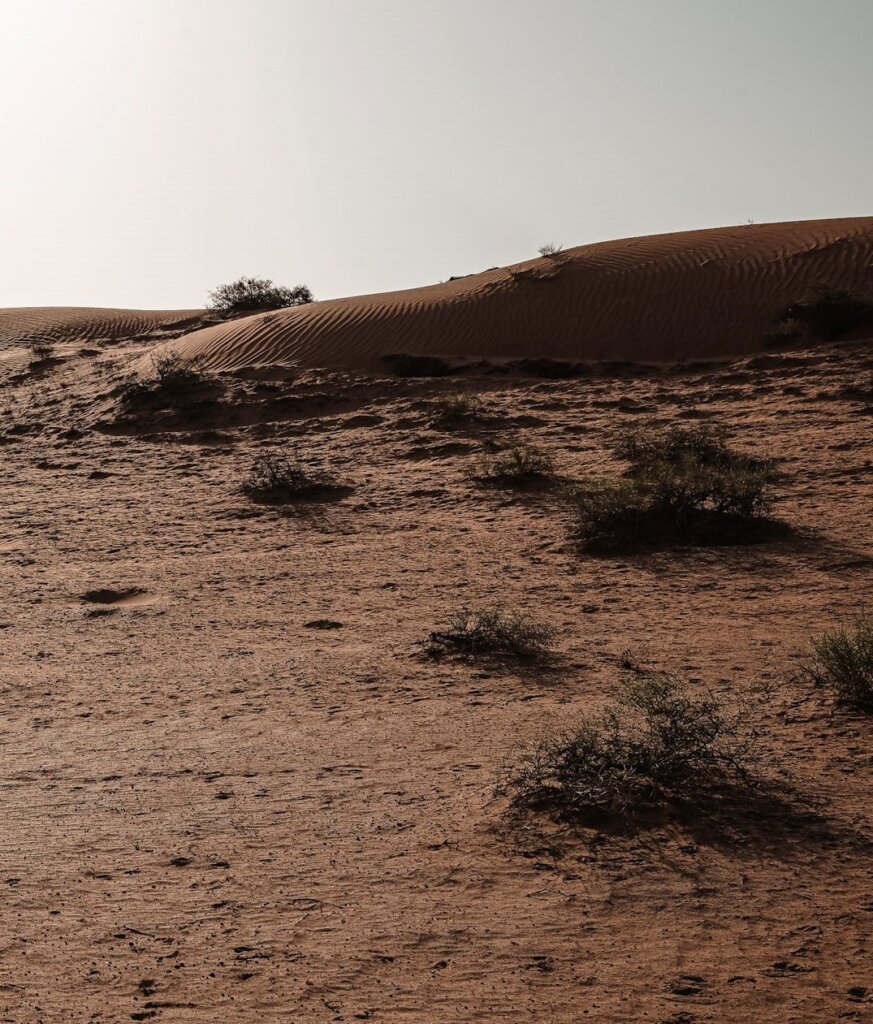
[240,452,343,504]
[475,445,556,488]
[538,242,563,258]
[208,276,313,318]
[429,393,485,427]
[425,605,555,660]
[572,423,778,549]
[810,616,873,710]
[28,340,55,363]
[777,286,873,341]
[119,353,214,408]
[500,673,758,821]
[615,422,731,468]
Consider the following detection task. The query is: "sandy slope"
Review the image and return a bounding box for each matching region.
[0,320,871,1022]
[0,307,206,351]
[154,218,873,371]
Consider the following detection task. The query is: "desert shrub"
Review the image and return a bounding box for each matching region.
[500,672,758,821]
[615,422,731,468]
[381,353,455,378]
[119,353,214,407]
[240,452,343,504]
[425,605,555,660]
[429,392,485,426]
[810,616,873,710]
[777,286,873,341]
[208,276,313,318]
[538,242,563,257]
[572,423,777,548]
[475,445,556,488]
[28,340,55,362]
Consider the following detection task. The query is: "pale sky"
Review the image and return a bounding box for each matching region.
[1,0,871,309]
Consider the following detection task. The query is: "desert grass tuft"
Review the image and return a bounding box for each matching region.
[425,605,556,660]
[428,392,486,427]
[475,445,556,489]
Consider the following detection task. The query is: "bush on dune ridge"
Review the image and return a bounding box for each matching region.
[208,276,313,318]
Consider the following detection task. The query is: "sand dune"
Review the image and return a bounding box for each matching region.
[158,218,873,373]
[0,306,205,350]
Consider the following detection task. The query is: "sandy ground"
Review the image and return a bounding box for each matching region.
[0,320,871,1022]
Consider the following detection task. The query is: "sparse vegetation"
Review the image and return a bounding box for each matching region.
[572,422,778,549]
[240,451,345,504]
[208,276,313,318]
[538,242,563,258]
[425,605,556,660]
[776,285,873,342]
[810,616,873,711]
[499,672,759,822]
[28,339,55,363]
[475,445,556,488]
[119,353,215,408]
[429,392,485,427]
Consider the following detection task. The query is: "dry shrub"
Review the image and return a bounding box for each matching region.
[240,451,345,504]
[429,392,486,427]
[572,422,778,549]
[475,445,556,488]
[208,276,312,318]
[499,672,759,822]
[119,353,215,408]
[810,616,873,711]
[425,605,556,660]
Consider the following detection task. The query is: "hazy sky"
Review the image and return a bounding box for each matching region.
[1,0,871,309]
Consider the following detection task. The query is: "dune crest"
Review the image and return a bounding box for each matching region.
[158,218,873,372]
[0,307,205,350]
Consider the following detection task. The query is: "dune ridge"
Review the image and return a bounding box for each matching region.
[0,306,205,350]
[155,217,873,373]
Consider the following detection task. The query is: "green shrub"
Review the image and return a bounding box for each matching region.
[240,451,344,504]
[499,673,758,821]
[208,276,313,318]
[475,445,556,488]
[810,616,873,710]
[572,423,778,549]
[425,605,555,660]
[119,353,215,408]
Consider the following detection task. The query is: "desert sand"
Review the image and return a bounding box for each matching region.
[152,217,873,372]
[1,220,872,1023]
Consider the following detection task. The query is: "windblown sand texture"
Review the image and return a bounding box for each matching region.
[1,220,872,1022]
[0,307,205,351]
[155,218,873,371]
